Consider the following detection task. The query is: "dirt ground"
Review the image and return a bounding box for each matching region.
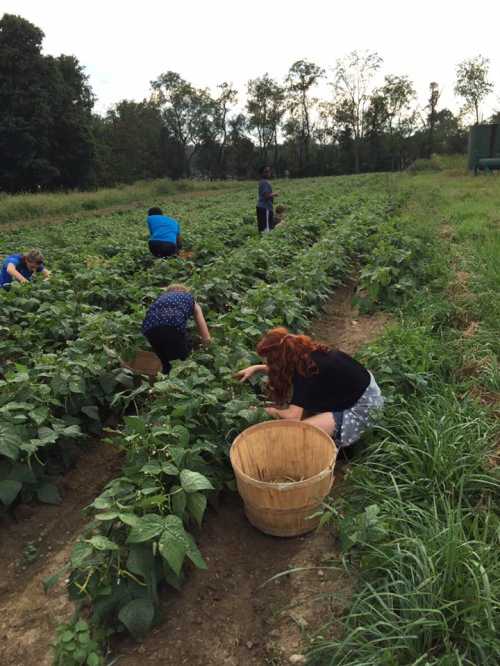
[0,441,123,666]
[0,280,389,666]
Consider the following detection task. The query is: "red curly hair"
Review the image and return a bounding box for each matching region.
[256,327,330,404]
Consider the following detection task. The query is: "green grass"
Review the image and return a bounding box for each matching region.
[0,178,249,226]
[309,168,500,665]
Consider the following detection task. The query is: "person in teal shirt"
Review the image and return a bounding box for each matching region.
[147,207,182,258]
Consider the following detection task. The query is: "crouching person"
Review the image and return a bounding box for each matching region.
[142,284,211,374]
[147,207,182,258]
[1,249,50,289]
[235,327,384,448]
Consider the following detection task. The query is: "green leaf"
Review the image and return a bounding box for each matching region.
[158,514,189,576]
[36,482,62,505]
[127,514,165,543]
[71,541,94,567]
[0,479,22,506]
[118,598,155,640]
[140,462,162,475]
[29,406,49,426]
[162,561,184,591]
[172,424,190,447]
[0,425,22,460]
[88,535,119,551]
[127,543,155,579]
[81,405,100,421]
[119,513,141,527]
[187,492,207,527]
[180,469,214,494]
[95,511,120,521]
[38,426,58,444]
[169,447,185,467]
[186,534,207,570]
[170,486,187,517]
[161,462,179,476]
[87,652,101,666]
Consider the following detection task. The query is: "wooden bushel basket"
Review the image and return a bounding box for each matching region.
[121,350,162,378]
[230,421,337,537]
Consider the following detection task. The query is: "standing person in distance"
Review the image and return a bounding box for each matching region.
[142,283,211,375]
[147,207,182,258]
[256,166,279,234]
[0,249,50,289]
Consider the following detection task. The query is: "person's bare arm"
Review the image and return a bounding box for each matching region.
[264,191,279,200]
[40,268,51,280]
[234,364,268,382]
[265,404,303,420]
[6,263,29,284]
[193,303,211,344]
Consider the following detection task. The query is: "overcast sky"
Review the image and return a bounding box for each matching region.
[3,0,499,120]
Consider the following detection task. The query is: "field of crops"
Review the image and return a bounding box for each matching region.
[0,171,498,665]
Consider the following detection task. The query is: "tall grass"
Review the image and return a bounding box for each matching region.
[0,178,249,226]
[308,172,500,665]
[408,154,468,175]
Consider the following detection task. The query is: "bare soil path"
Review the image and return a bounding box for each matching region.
[0,280,389,666]
[0,441,123,666]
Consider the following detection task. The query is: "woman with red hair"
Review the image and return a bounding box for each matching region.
[235,327,383,447]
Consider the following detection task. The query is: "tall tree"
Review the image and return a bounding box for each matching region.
[379,74,416,169]
[333,50,383,173]
[286,60,324,173]
[427,82,441,157]
[46,55,96,188]
[213,82,238,177]
[455,55,494,125]
[0,14,54,191]
[97,100,164,184]
[0,13,96,192]
[151,71,214,177]
[247,74,285,165]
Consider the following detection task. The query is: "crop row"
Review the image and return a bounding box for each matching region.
[1,179,387,509]
[51,189,398,646]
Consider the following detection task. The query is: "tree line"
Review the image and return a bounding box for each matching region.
[1,13,498,193]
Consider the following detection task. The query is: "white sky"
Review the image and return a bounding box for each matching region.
[3,0,499,122]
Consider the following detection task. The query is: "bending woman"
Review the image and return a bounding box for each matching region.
[142,283,211,374]
[235,327,384,448]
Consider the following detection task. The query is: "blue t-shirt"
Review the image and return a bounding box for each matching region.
[147,215,180,244]
[1,254,45,288]
[142,291,195,334]
[257,179,273,210]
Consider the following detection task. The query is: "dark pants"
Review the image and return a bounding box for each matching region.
[144,325,192,374]
[149,240,178,258]
[256,207,275,233]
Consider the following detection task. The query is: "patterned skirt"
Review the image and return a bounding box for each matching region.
[334,373,384,448]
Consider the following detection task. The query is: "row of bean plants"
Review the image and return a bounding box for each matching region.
[46,186,400,658]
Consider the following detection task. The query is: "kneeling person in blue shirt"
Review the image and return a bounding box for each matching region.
[147,207,182,258]
[142,283,211,374]
[1,249,50,289]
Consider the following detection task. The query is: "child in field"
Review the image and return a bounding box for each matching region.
[0,249,50,289]
[274,205,287,227]
[142,284,211,374]
[256,165,279,233]
[147,207,182,258]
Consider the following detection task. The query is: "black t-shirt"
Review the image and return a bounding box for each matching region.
[291,350,370,412]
